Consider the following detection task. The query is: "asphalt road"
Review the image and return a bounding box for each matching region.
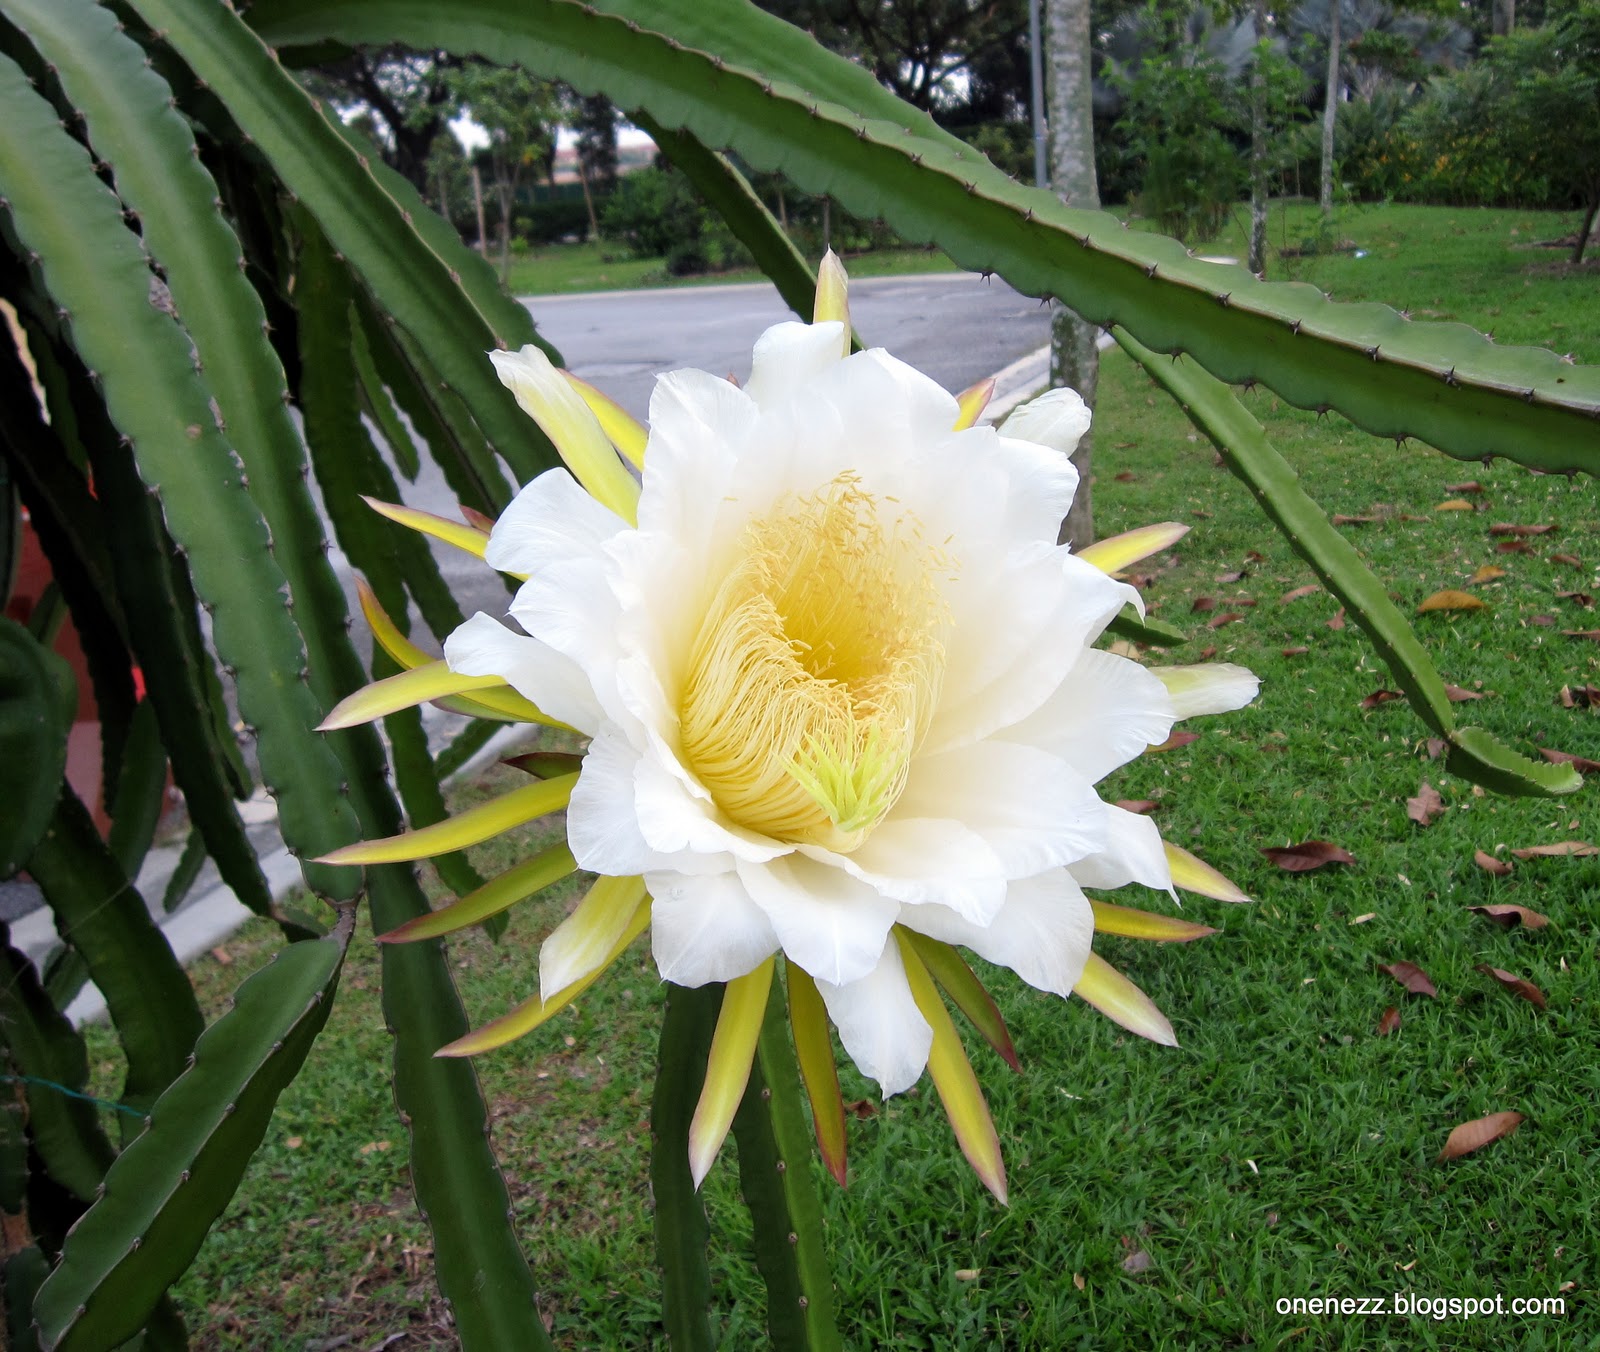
[382,271,1052,630]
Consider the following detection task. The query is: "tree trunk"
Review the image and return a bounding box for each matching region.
[576,158,599,243]
[1045,0,1099,549]
[470,162,488,260]
[1248,0,1270,275]
[1573,190,1600,266]
[1492,0,1514,37]
[495,178,512,285]
[1320,0,1341,218]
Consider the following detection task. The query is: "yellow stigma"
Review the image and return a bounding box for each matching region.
[679,473,951,852]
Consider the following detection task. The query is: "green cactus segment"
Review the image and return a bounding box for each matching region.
[162,828,209,915]
[25,787,204,1123]
[0,933,116,1205]
[3,1244,48,1352]
[639,114,820,324]
[106,698,169,882]
[123,0,560,491]
[1114,329,1582,798]
[1104,607,1188,649]
[0,619,72,876]
[0,52,365,887]
[731,974,844,1352]
[366,867,554,1350]
[652,983,720,1352]
[31,920,352,1352]
[353,316,422,482]
[246,0,1600,473]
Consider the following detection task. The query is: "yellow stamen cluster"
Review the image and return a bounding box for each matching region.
[679,472,950,852]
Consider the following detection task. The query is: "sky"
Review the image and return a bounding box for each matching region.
[449,112,656,154]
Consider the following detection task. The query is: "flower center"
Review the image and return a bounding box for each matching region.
[678,472,951,852]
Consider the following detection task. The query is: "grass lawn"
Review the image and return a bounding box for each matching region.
[88,203,1597,1348]
[504,239,956,297]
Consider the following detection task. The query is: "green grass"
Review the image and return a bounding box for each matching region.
[86,203,1599,1349]
[504,239,956,296]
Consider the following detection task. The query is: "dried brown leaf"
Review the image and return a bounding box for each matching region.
[1424,738,1448,761]
[1191,595,1217,613]
[1360,689,1402,710]
[1437,1111,1523,1162]
[1557,591,1594,607]
[1261,840,1356,872]
[1376,1006,1402,1037]
[1406,781,1445,826]
[1488,523,1556,537]
[1475,966,1547,1009]
[1549,552,1582,567]
[1196,645,1218,659]
[1326,608,1347,631]
[1115,799,1159,815]
[1467,902,1548,927]
[1497,540,1531,553]
[1216,570,1247,583]
[1435,499,1475,512]
[1281,645,1309,656]
[1443,684,1484,702]
[1561,630,1600,641]
[1120,1248,1153,1275]
[1557,683,1600,707]
[1377,961,1437,997]
[1471,850,1515,878]
[1469,565,1507,583]
[1418,589,1487,614]
[1208,611,1245,629]
[843,1099,879,1120]
[1113,470,1138,482]
[1509,841,1598,858]
[1332,514,1377,526]
[1446,481,1485,494]
[1281,584,1320,603]
[1538,747,1600,773]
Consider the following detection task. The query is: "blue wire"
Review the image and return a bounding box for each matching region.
[2,1074,144,1117]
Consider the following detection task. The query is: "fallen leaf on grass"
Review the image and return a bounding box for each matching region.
[1281,584,1320,603]
[1360,689,1402,709]
[1120,1247,1153,1275]
[1332,514,1377,526]
[1376,1006,1402,1037]
[1147,730,1200,753]
[843,1099,879,1120]
[1245,550,1266,562]
[1281,645,1309,656]
[285,1135,304,1149]
[1196,644,1217,659]
[1550,553,1582,567]
[1116,799,1159,815]
[1561,629,1600,641]
[1510,841,1598,858]
[1467,903,1547,928]
[1557,684,1600,708]
[1423,738,1447,760]
[1261,840,1356,872]
[1489,523,1556,537]
[1472,851,1515,878]
[1497,540,1531,554]
[1557,592,1594,607]
[1418,590,1487,614]
[1191,596,1217,613]
[1216,569,1247,583]
[1378,961,1437,997]
[1446,481,1485,494]
[1539,747,1600,773]
[1113,470,1138,482]
[1326,608,1346,631]
[1208,611,1245,629]
[1435,499,1476,512]
[1406,781,1445,826]
[1073,1273,1086,1291]
[1443,684,1484,702]
[1437,1111,1523,1162]
[1476,966,1547,1009]
[955,1268,981,1281]
[1469,565,1506,584]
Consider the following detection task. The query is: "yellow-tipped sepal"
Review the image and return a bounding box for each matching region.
[1089,899,1217,943]
[898,930,1018,1070]
[563,372,648,469]
[361,496,492,563]
[787,963,848,1186]
[1073,952,1177,1046]
[953,377,995,430]
[377,842,578,944]
[1164,842,1250,902]
[895,930,1008,1205]
[1076,522,1190,575]
[318,660,520,730]
[812,249,850,355]
[538,875,653,1002]
[438,886,650,1057]
[313,773,577,865]
[490,345,640,524]
[688,957,776,1189]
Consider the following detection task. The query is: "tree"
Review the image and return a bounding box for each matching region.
[302,48,461,190]
[570,91,619,240]
[1046,0,1100,548]
[446,64,559,282]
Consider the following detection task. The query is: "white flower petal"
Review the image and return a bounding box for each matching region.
[1000,649,1177,785]
[1001,386,1093,458]
[1154,663,1261,719]
[814,817,1009,923]
[442,612,600,734]
[640,368,756,543]
[633,753,792,864]
[737,853,900,987]
[484,467,625,577]
[900,870,1095,999]
[647,869,779,986]
[814,939,931,1097]
[892,740,1108,876]
[745,320,847,408]
[1068,806,1174,894]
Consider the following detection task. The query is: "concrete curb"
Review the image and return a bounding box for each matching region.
[38,332,1070,1025]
